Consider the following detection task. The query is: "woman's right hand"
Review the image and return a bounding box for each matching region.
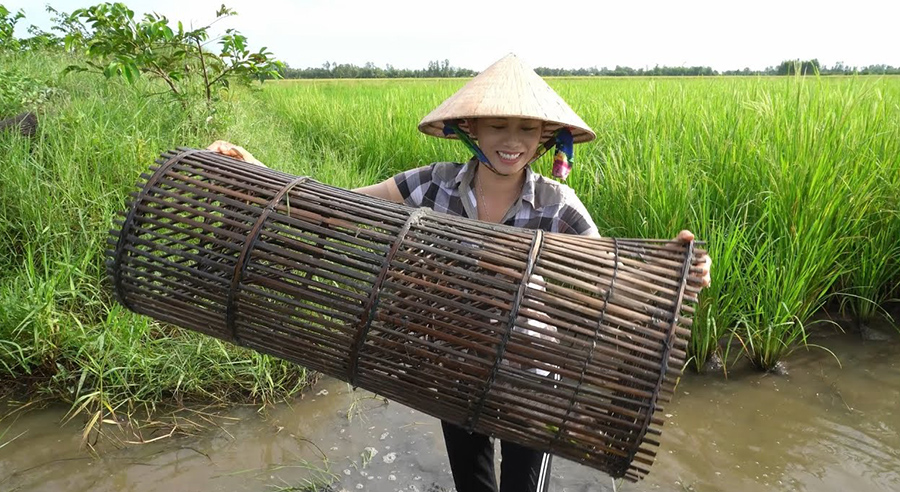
[206,140,267,167]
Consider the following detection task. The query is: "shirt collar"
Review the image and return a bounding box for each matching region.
[454,158,539,208]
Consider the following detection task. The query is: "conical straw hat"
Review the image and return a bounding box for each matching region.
[418,54,595,144]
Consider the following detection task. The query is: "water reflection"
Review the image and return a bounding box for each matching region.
[642,332,899,492]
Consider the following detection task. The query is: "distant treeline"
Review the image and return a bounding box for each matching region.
[282,58,900,79]
[543,59,900,77]
[281,59,476,79]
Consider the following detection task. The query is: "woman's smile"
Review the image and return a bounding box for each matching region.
[497,150,524,163]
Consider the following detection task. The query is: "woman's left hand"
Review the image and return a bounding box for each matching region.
[207,140,267,167]
[675,230,712,288]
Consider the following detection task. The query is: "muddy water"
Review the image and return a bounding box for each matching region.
[2,329,898,492]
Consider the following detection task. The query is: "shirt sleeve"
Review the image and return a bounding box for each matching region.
[559,190,600,236]
[392,164,435,208]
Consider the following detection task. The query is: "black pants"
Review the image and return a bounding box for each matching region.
[442,421,553,492]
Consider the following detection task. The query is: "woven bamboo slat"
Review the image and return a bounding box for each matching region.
[106,148,704,481]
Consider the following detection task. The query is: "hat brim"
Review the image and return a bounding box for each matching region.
[417,54,596,145]
[418,116,595,144]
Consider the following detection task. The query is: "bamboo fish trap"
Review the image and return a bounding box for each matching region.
[106,148,704,481]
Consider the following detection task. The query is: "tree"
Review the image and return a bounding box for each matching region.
[775,59,819,76]
[0,5,24,51]
[63,2,283,106]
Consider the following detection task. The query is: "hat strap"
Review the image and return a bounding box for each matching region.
[442,121,497,172]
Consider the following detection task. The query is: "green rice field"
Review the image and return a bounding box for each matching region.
[254,75,900,372]
[1,50,899,421]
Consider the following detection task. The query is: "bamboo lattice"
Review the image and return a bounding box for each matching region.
[106,148,704,481]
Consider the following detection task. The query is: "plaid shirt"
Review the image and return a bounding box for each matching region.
[393,160,598,236]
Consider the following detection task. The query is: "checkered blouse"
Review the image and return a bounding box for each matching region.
[393,160,598,236]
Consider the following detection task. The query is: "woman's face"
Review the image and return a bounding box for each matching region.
[469,117,543,176]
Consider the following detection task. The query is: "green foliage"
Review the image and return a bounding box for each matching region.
[0,67,57,115]
[283,59,477,79]
[0,4,24,51]
[776,59,821,76]
[64,2,283,105]
[283,60,900,79]
[43,5,90,51]
[1,5,76,51]
[1,51,307,425]
[20,24,61,50]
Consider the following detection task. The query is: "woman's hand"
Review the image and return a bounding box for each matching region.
[675,230,712,288]
[206,140,267,167]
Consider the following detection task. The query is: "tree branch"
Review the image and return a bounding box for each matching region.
[196,37,211,104]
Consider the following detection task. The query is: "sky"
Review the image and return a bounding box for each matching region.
[7,0,900,72]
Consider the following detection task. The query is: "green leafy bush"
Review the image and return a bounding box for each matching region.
[63,2,283,105]
[0,68,57,116]
[0,5,24,51]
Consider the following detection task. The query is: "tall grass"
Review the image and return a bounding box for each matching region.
[0,50,312,421]
[259,76,900,371]
[566,76,899,369]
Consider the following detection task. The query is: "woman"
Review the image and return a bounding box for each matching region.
[210,53,711,492]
